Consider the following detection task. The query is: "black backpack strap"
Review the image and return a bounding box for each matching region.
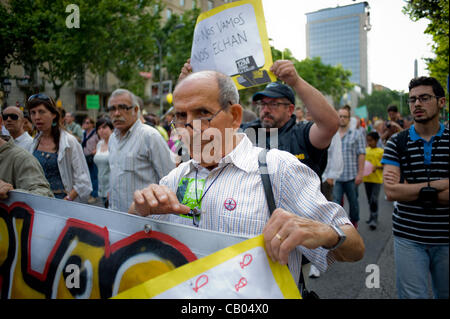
[257,149,318,299]
[394,130,410,183]
[258,149,276,214]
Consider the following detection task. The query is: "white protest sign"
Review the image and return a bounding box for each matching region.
[190,0,276,90]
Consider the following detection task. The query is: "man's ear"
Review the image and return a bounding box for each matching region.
[288,103,295,116]
[438,97,446,110]
[229,104,243,130]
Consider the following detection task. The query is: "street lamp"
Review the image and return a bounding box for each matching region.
[155,23,185,116]
[1,77,12,108]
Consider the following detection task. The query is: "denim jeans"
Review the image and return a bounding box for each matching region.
[394,236,449,299]
[364,182,381,222]
[332,179,359,223]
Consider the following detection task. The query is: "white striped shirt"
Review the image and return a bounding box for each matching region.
[152,134,351,283]
[108,120,175,212]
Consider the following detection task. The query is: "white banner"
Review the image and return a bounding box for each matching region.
[0,191,248,299]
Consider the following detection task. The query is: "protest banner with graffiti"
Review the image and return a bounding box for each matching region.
[0,192,299,299]
[190,0,276,90]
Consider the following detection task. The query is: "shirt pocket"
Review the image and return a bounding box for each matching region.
[123,154,135,172]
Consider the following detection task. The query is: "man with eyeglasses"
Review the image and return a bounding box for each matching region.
[240,60,339,179]
[129,70,364,290]
[107,88,175,213]
[2,106,33,151]
[381,76,449,299]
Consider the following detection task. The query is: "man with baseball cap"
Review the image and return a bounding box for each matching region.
[241,60,339,178]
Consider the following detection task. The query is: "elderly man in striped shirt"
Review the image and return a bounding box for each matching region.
[107,88,175,213]
[129,69,364,287]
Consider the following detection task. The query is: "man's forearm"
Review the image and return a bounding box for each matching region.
[297,80,337,127]
[357,154,365,176]
[385,179,449,202]
[331,224,365,262]
[293,78,339,148]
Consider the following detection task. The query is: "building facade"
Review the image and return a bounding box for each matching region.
[1,0,233,120]
[306,2,371,93]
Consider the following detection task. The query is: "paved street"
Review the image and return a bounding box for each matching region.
[305,184,398,299]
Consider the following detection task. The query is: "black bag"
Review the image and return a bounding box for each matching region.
[258,148,319,299]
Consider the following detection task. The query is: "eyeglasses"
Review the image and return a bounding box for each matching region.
[28,93,51,102]
[170,102,231,131]
[106,104,134,113]
[254,100,291,110]
[2,113,19,121]
[408,94,439,105]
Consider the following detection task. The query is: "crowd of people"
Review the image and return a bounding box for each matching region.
[0,60,447,299]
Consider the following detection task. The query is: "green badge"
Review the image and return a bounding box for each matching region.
[176,177,205,220]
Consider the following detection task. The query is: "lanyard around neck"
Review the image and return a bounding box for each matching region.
[194,163,230,207]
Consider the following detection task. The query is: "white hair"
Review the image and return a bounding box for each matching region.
[110,88,140,111]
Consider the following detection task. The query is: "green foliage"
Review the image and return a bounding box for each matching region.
[403,0,449,89]
[1,0,355,106]
[294,57,354,107]
[164,7,201,83]
[358,89,409,119]
[0,0,167,99]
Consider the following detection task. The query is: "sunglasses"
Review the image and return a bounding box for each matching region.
[2,113,19,121]
[28,93,51,102]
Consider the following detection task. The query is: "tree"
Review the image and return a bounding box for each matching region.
[1,0,162,99]
[294,56,354,107]
[164,7,201,83]
[403,0,449,88]
[358,89,409,119]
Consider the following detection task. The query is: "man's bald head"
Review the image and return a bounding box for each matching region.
[2,106,25,138]
[3,106,24,118]
[175,70,239,109]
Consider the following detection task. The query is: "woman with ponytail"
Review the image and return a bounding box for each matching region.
[27,93,92,202]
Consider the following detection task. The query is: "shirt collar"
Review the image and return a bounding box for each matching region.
[222,133,254,173]
[409,123,445,141]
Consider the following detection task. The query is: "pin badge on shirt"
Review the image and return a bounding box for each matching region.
[224,198,237,211]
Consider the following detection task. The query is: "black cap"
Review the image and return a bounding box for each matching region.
[252,82,296,105]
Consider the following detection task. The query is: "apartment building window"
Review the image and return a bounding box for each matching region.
[166,8,172,19]
[76,68,85,89]
[99,73,107,91]
[208,0,214,10]
[180,0,185,7]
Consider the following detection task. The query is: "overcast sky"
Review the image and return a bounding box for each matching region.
[261,0,434,92]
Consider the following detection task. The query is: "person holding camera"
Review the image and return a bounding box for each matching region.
[382,76,449,299]
[380,118,402,146]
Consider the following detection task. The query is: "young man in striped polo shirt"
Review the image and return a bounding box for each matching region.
[382,76,449,299]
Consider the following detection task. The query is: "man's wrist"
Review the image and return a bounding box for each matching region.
[322,225,346,250]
